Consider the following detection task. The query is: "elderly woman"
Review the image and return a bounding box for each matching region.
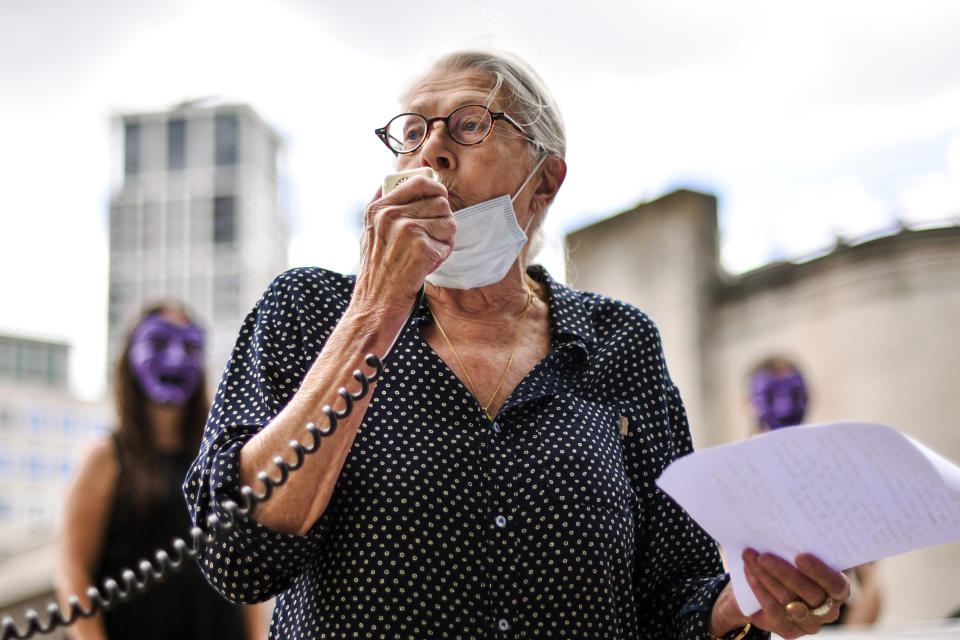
[185,50,850,639]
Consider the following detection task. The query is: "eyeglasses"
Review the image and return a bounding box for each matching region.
[375,104,536,155]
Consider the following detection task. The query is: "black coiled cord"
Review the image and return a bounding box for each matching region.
[1,287,424,640]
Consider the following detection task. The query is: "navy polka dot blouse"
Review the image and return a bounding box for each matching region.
[185,265,766,640]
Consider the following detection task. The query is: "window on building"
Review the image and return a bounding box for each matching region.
[108,281,131,331]
[61,413,77,436]
[46,348,65,386]
[26,454,44,480]
[190,277,209,315]
[109,205,123,246]
[14,343,25,378]
[110,205,138,250]
[29,409,45,434]
[214,273,243,320]
[143,279,162,301]
[215,113,239,165]
[124,121,141,176]
[213,195,237,244]
[0,340,11,379]
[167,276,188,300]
[23,342,42,378]
[92,419,110,437]
[189,198,211,245]
[167,200,186,247]
[168,118,187,170]
[144,202,163,250]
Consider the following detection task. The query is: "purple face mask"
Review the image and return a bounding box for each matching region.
[750,367,808,430]
[128,314,204,406]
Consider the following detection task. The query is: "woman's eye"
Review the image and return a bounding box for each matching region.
[404,127,424,142]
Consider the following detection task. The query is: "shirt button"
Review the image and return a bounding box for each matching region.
[497,618,510,631]
[491,421,501,433]
[494,514,507,528]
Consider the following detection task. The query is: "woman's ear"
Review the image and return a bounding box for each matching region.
[531,156,567,214]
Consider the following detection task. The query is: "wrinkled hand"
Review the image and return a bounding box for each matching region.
[355,175,455,310]
[712,549,851,639]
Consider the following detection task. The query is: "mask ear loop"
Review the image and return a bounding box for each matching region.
[511,154,549,234]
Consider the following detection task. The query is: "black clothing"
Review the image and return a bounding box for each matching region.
[97,435,247,639]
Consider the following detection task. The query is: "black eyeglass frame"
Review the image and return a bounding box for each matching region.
[375,104,538,155]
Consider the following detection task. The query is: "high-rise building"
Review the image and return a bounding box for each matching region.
[108,101,288,386]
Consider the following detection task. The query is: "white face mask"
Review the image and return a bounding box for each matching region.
[426,157,546,290]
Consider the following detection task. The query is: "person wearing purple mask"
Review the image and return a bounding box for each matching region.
[126,312,205,407]
[56,304,266,640]
[748,358,810,432]
[748,357,884,626]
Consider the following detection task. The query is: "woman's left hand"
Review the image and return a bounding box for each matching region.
[711,549,851,639]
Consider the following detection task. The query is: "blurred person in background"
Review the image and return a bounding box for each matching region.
[750,357,884,626]
[56,304,266,639]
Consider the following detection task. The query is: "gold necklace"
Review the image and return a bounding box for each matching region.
[430,290,534,420]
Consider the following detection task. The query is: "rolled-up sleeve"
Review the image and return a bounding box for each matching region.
[183,276,332,604]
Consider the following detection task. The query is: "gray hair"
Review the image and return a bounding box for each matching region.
[412,49,566,160]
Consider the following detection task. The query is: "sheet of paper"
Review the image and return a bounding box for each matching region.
[656,422,960,614]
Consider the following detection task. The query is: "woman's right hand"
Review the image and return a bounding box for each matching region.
[354,175,455,313]
[238,174,454,536]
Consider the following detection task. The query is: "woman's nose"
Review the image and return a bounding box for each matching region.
[416,120,455,171]
[160,338,188,365]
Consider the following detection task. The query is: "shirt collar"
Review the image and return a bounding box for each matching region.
[526,265,597,349]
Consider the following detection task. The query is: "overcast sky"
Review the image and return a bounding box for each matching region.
[2,0,959,399]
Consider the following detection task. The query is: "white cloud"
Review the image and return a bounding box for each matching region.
[899,172,960,226]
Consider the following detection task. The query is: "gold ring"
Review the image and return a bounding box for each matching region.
[810,597,834,617]
[785,600,809,622]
